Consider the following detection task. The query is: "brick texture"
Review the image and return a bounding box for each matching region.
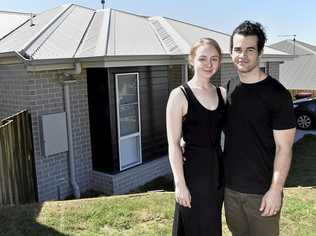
[0,64,92,201]
[91,156,171,195]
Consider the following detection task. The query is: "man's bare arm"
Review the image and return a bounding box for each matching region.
[260,128,296,216]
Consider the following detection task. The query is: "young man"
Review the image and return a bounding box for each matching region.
[224,21,296,236]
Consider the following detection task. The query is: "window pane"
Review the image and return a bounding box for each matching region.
[119,104,139,136]
[120,136,140,169]
[118,75,137,105]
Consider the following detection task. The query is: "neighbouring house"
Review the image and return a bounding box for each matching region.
[0,4,292,201]
[270,40,316,97]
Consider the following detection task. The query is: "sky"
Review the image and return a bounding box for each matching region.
[1,0,315,45]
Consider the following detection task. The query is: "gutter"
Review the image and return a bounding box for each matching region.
[0,50,294,69]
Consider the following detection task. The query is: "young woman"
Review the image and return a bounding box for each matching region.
[166,38,226,236]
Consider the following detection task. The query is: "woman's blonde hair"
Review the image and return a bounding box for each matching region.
[189,38,222,65]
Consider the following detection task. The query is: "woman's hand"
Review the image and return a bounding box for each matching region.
[175,182,191,208]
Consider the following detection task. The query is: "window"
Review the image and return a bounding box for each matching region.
[115,73,142,170]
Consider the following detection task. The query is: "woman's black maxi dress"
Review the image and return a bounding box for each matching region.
[172,83,225,236]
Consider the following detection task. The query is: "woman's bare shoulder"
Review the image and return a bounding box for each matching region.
[169,86,187,102]
[167,86,188,115]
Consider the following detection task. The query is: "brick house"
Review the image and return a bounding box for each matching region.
[0,4,291,201]
[270,40,316,97]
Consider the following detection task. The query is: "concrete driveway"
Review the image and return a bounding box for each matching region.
[295,129,316,142]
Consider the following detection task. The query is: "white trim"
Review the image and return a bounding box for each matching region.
[115,72,142,171]
[82,58,186,68]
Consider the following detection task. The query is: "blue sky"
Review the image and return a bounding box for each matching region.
[1,0,315,45]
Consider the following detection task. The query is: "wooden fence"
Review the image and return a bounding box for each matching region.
[0,110,37,205]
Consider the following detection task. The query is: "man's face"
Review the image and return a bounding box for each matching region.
[231,34,261,74]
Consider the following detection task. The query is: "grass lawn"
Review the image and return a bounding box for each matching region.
[0,135,315,236]
[286,134,316,187]
[0,189,315,236]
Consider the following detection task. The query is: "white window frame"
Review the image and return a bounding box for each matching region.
[115,72,142,171]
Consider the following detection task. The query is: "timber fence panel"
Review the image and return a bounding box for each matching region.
[0,120,17,205]
[0,110,36,206]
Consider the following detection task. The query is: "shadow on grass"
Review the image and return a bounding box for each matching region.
[0,203,66,236]
[130,175,174,193]
[286,134,316,187]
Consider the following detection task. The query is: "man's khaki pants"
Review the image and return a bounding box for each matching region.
[224,187,281,236]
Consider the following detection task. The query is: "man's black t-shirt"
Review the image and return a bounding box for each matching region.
[224,75,296,194]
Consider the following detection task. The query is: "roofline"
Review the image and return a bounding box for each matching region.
[295,40,316,51]
[97,7,149,19]
[0,51,28,64]
[68,3,96,11]
[0,10,31,15]
[262,53,294,61]
[162,16,231,37]
[0,50,29,59]
[24,55,187,71]
[270,39,316,55]
[295,41,316,54]
[0,51,292,62]
[27,54,186,63]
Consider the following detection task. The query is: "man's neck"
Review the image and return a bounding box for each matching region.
[238,67,267,84]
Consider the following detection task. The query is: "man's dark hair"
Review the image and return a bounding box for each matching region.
[230,20,267,55]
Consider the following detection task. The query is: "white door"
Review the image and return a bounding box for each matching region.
[116,73,142,170]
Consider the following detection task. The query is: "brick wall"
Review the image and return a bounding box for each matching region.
[0,65,92,201]
[0,64,30,118]
[91,156,171,195]
[0,63,173,201]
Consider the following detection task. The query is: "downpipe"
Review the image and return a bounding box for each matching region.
[62,62,82,199]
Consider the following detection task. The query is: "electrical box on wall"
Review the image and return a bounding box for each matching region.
[41,112,68,156]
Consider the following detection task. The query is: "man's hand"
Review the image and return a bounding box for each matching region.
[259,188,282,216]
[175,182,191,208]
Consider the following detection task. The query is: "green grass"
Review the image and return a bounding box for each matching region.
[286,134,316,187]
[0,189,315,236]
[0,135,315,236]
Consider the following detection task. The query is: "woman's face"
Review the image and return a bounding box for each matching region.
[192,44,220,79]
